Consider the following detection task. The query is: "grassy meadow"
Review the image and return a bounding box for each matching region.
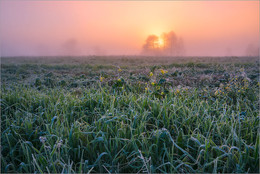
[1,56,259,173]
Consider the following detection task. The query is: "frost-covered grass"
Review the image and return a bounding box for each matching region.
[1,56,259,173]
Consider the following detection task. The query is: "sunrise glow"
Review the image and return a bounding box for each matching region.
[0,1,259,56]
[1,1,260,173]
[157,38,164,48]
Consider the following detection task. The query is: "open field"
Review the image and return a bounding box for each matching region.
[1,56,259,173]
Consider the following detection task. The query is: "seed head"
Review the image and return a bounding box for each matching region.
[57,139,63,148]
[39,136,47,143]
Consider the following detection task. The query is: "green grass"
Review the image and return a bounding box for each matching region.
[1,56,259,173]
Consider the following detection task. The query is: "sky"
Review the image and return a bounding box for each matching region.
[0,1,259,57]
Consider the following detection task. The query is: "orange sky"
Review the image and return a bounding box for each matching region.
[0,1,259,56]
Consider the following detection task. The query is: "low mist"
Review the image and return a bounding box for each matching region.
[0,1,259,57]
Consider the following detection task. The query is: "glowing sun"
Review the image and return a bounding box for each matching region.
[157,38,164,48]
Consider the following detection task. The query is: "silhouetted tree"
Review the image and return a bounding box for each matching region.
[161,31,178,56]
[175,36,185,56]
[245,43,259,57]
[142,35,160,56]
[141,31,185,56]
[61,38,78,56]
[225,47,232,57]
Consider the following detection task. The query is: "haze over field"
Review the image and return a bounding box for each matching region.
[0,1,259,57]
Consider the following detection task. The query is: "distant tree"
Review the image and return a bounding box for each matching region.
[141,31,185,56]
[61,38,78,56]
[161,31,178,56]
[225,47,232,57]
[245,43,259,57]
[176,37,185,56]
[141,35,160,56]
[93,46,106,56]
